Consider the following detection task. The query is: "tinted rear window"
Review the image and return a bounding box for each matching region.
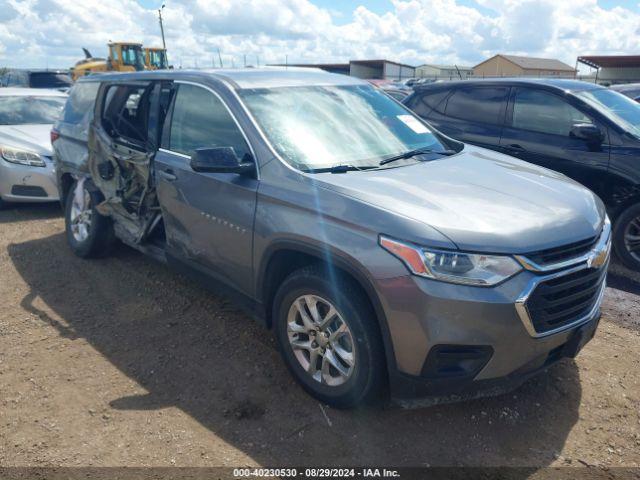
[622,89,640,99]
[445,87,508,125]
[410,89,450,117]
[29,72,72,89]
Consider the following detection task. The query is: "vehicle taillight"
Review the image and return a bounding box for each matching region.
[50,129,60,143]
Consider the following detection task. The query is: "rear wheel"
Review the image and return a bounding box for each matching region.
[65,179,115,258]
[273,266,385,408]
[613,203,640,271]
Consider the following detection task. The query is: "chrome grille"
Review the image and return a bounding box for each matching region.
[525,267,606,334]
[524,235,598,268]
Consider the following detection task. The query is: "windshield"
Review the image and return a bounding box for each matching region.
[149,50,167,69]
[575,89,640,138]
[239,85,450,170]
[29,72,72,89]
[121,46,145,71]
[0,96,66,125]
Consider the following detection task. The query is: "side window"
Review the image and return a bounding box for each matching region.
[411,89,450,117]
[621,89,640,99]
[512,89,592,136]
[101,84,151,146]
[167,84,250,159]
[7,72,19,86]
[62,82,100,126]
[445,87,508,125]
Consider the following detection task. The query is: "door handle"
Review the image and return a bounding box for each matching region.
[506,143,526,152]
[158,169,177,181]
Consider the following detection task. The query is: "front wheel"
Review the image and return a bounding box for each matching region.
[65,179,115,258]
[613,203,640,271]
[272,266,386,408]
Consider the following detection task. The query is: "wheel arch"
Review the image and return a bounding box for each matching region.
[610,194,640,223]
[257,239,397,375]
[59,172,75,208]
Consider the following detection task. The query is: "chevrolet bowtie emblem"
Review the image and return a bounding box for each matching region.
[587,241,609,269]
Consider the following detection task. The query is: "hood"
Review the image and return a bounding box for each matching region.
[313,146,605,253]
[0,124,54,156]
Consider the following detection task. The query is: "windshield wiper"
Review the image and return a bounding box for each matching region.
[306,164,379,174]
[379,148,458,166]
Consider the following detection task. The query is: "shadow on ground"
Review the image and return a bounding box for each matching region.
[8,229,583,469]
[607,258,640,296]
[0,202,61,224]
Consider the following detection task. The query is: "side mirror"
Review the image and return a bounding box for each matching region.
[190,147,254,175]
[570,123,603,143]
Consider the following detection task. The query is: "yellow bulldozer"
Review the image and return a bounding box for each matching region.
[144,47,169,70]
[71,42,146,81]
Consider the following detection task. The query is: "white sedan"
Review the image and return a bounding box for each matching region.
[0,87,67,207]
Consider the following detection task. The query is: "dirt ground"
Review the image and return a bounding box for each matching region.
[0,203,639,472]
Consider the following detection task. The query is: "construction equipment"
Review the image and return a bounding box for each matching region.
[71,42,145,81]
[144,47,169,70]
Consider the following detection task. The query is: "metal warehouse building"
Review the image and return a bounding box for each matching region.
[473,54,577,77]
[276,59,415,81]
[348,59,415,81]
[577,55,640,84]
[415,64,474,79]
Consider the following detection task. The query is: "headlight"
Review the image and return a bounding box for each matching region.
[1,146,46,167]
[380,235,522,286]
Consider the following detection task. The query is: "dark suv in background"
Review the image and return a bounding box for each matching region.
[404,79,640,271]
[610,83,640,103]
[1,69,73,91]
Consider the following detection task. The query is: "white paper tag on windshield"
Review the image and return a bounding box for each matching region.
[397,115,430,134]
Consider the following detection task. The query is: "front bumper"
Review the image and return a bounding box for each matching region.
[390,314,600,407]
[0,156,59,203]
[375,233,609,404]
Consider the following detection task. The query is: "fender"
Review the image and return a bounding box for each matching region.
[256,237,398,376]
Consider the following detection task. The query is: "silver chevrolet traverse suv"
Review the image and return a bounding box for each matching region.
[53,69,610,408]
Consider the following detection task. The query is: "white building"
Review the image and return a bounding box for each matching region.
[348,60,415,81]
[269,59,416,81]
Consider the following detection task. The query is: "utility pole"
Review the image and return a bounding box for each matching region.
[158,4,167,51]
[217,48,223,68]
[158,3,168,65]
[243,54,247,68]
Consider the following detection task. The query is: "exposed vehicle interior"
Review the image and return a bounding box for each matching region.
[88,81,172,251]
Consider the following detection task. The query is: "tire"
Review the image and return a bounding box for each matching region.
[64,179,115,258]
[612,203,640,271]
[272,265,386,408]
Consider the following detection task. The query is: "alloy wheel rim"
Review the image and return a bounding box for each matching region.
[624,215,640,263]
[70,187,92,242]
[286,294,356,386]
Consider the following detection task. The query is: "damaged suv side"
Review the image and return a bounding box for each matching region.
[53,70,609,408]
[90,83,161,245]
[56,81,166,254]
